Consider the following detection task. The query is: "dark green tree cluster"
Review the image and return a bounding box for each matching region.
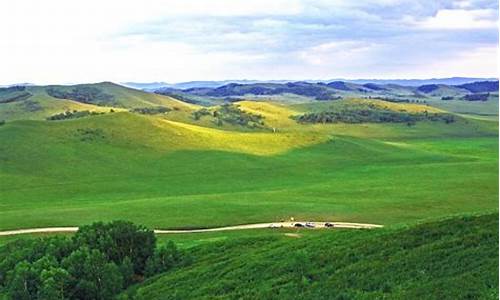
[46,87,115,106]
[365,96,428,103]
[47,110,106,121]
[130,106,171,115]
[0,85,32,103]
[22,100,43,112]
[0,91,32,104]
[462,93,489,101]
[192,108,211,120]
[294,108,455,125]
[0,221,188,300]
[192,104,266,128]
[215,104,265,128]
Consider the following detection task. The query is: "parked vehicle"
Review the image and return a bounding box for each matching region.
[305,222,315,228]
[325,222,335,228]
[294,222,305,227]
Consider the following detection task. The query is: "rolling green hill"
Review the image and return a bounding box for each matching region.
[0,83,498,299]
[129,214,498,299]
[0,82,197,121]
[0,100,497,230]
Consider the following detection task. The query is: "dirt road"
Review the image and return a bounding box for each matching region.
[0,221,383,236]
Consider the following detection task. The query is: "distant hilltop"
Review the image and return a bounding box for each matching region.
[122,77,497,90]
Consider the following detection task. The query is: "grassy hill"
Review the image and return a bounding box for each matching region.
[0,84,498,299]
[154,80,499,107]
[128,214,498,299]
[0,100,497,230]
[0,82,196,121]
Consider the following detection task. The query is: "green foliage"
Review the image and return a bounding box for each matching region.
[46,86,116,106]
[0,86,32,104]
[294,104,455,124]
[133,214,498,299]
[75,128,106,142]
[192,108,211,120]
[47,110,106,121]
[145,241,185,277]
[21,100,43,112]
[62,247,122,300]
[0,221,186,300]
[463,93,490,101]
[119,257,135,287]
[74,221,156,275]
[216,104,265,128]
[130,106,172,115]
[193,104,266,128]
[38,267,70,300]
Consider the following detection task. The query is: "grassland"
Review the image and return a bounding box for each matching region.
[0,84,498,299]
[128,213,498,299]
[0,100,497,230]
[0,82,196,122]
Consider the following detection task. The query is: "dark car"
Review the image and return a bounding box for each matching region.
[325,222,335,228]
[294,223,305,227]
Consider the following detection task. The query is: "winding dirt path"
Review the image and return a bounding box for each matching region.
[0,221,383,236]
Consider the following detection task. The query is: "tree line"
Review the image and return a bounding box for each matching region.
[294,109,455,125]
[46,87,116,106]
[0,221,189,300]
[47,110,107,121]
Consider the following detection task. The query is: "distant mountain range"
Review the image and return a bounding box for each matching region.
[122,77,497,90]
[151,79,498,106]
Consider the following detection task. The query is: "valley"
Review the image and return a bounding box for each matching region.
[0,80,497,299]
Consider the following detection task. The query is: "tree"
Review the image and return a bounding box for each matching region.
[38,267,71,300]
[145,241,182,277]
[73,220,156,275]
[8,261,38,300]
[120,257,135,287]
[63,247,122,300]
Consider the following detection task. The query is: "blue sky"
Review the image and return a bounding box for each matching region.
[0,0,498,84]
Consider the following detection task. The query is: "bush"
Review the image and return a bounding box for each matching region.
[192,108,211,120]
[463,93,489,101]
[294,104,455,125]
[214,104,265,128]
[0,221,188,300]
[46,87,115,106]
[130,106,171,115]
[47,110,105,121]
[74,220,156,275]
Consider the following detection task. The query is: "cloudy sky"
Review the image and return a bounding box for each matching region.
[0,0,498,84]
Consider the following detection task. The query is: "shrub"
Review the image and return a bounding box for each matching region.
[47,110,105,121]
[0,221,188,300]
[130,106,171,115]
[46,87,115,106]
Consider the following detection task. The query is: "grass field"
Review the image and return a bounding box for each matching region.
[0,104,497,230]
[0,84,498,300]
[129,213,499,299]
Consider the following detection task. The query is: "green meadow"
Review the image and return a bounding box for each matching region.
[131,214,499,299]
[0,107,497,230]
[0,82,498,299]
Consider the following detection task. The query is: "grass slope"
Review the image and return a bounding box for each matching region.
[130,214,498,299]
[0,83,197,121]
[0,107,497,230]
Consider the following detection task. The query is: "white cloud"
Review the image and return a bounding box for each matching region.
[0,0,497,84]
[416,8,498,29]
[418,46,498,77]
[298,41,384,67]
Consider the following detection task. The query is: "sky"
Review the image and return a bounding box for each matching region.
[0,0,498,84]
